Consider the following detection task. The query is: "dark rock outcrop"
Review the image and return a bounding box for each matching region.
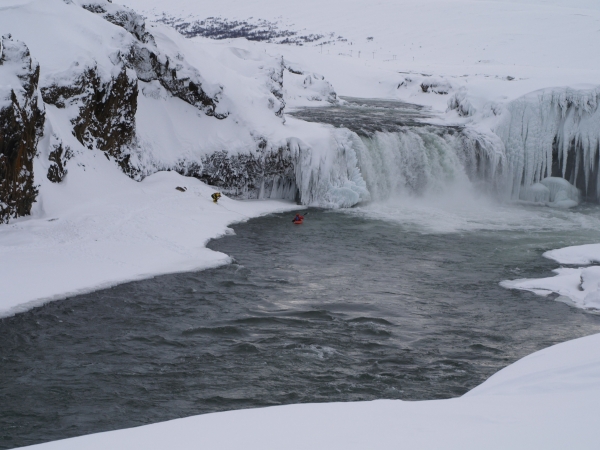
[81,0,155,45]
[199,141,297,199]
[46,136,73,183]
[0,35,45,223]
[267,57,285,118]
[41,65,138,172]
[156,15,326,45]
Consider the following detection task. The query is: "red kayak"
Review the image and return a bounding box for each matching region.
[292,215,304,224]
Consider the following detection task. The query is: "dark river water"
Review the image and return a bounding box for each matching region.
[1,207,600,448]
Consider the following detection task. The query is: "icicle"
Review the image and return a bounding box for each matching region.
[494,87,600,202]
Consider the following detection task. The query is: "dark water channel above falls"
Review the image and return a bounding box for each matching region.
[289,96,443,133]
[2,209,600,448]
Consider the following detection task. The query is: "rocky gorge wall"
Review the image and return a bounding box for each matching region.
[0,35,45,223]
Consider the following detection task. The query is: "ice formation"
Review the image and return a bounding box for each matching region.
[297,86,599,208]
[495,87,600,202]
[519,177,580,208]
[281,123,508,208]
[502,243,600,311]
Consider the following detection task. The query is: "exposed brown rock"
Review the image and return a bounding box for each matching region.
[41,65,138,172]
[46,137,73,183]
[0,35,45,223]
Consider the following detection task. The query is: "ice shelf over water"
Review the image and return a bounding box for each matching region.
[502,243,600,311]
[519,177,580,208]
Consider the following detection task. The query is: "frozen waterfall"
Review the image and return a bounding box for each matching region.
[495,87,600,202]
[288,125,507,208]
[286,89,599,208]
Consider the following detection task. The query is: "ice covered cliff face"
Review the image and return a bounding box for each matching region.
[495,88,600,203]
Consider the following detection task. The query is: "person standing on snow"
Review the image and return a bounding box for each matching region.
[211,192,221,203]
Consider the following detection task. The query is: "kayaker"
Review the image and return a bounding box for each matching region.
[292,214,304,222]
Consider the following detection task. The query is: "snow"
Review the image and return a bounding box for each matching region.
[118,0,600,101]
[545,243,600,265]
[0,144,299,318]
[502,242,600,310]
[18,332,600,450]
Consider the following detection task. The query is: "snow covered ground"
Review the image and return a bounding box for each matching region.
[19,331,600,450]
[502,243,600,310]
[0,150,299,317]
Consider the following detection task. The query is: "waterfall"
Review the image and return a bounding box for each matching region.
[289,88,600,208]
[354,127,506,201]
[290,125,506,208]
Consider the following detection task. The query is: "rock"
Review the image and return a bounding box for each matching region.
[46,136,73,183]
[199,141,296,199]
[41,65,138,173]
[0,35,45,223]
[420,78,451,95]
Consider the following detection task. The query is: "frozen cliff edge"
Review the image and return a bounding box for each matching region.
[18,332,600,449]
[494,86,600,203]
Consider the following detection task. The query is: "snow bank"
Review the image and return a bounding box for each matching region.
[0,146,299,317]
[501,243,600,310]
[18,332,600,450]
[545,243,600,265]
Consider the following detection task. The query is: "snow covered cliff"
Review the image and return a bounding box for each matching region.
[0,0,340,222]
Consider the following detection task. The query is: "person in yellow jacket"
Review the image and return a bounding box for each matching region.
[211,192,222,203]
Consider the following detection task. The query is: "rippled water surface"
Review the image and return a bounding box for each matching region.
[289,96,437,132]
[2,207,600,449]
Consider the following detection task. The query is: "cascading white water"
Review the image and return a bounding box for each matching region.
[353,128,507,201]
[286,88,600,208]
[290,125,507,207]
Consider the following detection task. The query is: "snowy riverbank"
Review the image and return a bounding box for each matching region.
[19,331,600,450]
[502,243,600,310]
[0,151,299,317]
